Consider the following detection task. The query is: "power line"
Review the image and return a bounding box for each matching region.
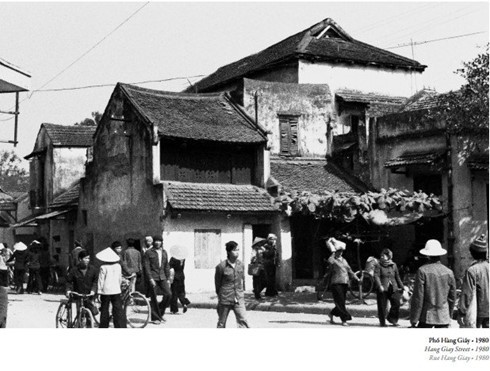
[29,2,150,99]
[385,31,486,50]
[0,74,206,122]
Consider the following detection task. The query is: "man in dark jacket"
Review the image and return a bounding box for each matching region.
[121,238,142,293]
[410,239,457,328]
[65,249,99,317]
[214,241,249,328]
[143,235,171,324]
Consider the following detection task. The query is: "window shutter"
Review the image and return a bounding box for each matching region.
[289,117,298,156]
[279,115,299,156]
[280,119,290,155]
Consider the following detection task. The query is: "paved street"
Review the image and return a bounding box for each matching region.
[5,290,459,329]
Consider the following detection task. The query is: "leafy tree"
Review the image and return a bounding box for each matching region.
[74,111,102,127]
[436,45,489,135]
[0,150,29,192]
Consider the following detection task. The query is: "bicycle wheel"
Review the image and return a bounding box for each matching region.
[125,291,150,328]
[79,308,94,328]
[348,270,374,299]
[55,301,70,328]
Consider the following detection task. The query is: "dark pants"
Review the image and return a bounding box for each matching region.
[477,318,489,328]
[264,263,278,296]
[330,283,352,322]
[376,286,401,325]
[27,268,43,293]
[170,279,190,313]
[417,323,450,328]
[217,302,249,328]
[252,269,266,298]
[148,279,171,320]
[0,286,7,328]
[99,294,126,328]
[40,267,50,292]
[14,268,25,293]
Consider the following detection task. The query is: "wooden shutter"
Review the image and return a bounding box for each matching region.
[194,229,221,269]
[279,115,299,156]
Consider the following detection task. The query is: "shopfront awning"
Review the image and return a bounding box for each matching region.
[10,209,72,228]
[35,209,71,220]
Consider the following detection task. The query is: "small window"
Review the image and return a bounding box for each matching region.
[278,115,299,156]
[194,229,221,269]
[82,210,88,226]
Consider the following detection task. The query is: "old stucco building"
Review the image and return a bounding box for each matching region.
[371,90,488,279]
[188,17,425,281]
[77,83,281,292]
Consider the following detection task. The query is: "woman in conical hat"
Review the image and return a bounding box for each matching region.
[96,247,126,328]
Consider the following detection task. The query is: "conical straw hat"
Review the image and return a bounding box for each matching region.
[14,242,27,251]
[96,247,120,263]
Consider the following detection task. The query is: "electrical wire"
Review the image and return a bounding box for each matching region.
[28,2,150,99]
[385,31,486,50]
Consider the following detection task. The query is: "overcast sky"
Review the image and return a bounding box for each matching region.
[0,1,488,161]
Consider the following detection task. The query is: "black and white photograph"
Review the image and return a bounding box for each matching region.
[0,1,488,369]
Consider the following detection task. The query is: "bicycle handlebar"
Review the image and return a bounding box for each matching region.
[69,292,94,299]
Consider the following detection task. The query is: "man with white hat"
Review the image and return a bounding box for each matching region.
[410,239,457,328]
[457,234,489,328]
[8,242,28,294]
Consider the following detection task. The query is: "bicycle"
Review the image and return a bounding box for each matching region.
[121,275,151,328]
[348,270,374,300]
[55,292,96,328]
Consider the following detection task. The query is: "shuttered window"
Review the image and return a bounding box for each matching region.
[279,115,299,156]
[194,229,222,269]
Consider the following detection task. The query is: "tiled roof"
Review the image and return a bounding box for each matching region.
[163,181,277,212]
[42,123,95,147]
[190,18,425,92]
[270,159,369,194]
[336,89,407,105]
[398,89,441,112]
[50,182,80,208]
[119,84,266,144]
[0,188,15,210]
[385,151,446,168]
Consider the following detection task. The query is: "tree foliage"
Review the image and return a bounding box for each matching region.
[74,111,102,127]
[0,150,29,192]
[274,187,442,223]
[436,45,489,135]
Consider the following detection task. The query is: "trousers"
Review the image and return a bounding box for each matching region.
[217,302,249,328]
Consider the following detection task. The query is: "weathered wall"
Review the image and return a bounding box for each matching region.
[243,78,334,157]
[162,212,291,292]
[451,135,488,279]
[52,147,88,198]
[78,93,163,254]
[299,60,419,97]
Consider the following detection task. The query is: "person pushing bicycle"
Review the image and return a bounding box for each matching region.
[65,249,99,318]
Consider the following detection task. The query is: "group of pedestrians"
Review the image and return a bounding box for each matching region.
[321,234,488,329]
[65,235,192,328]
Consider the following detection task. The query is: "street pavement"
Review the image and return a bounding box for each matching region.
[4,288,459,328]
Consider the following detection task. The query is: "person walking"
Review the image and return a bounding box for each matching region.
[26,240,43,294]
[410,239,457,328]
[96,247,126,328]
[457,234,489,328]
[250,237,267,300]
[169,256,191,314]
[325,238,359,326]
[38,238,52,293]
[143,235,172,325]
[263,233,279,297]
[214,241,249,328]
[8,242,28,294]
[374,248,404,327]
[0,243,9,328]
[121,238,142,293]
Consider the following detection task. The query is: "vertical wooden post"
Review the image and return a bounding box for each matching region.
[14,92,19,147]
